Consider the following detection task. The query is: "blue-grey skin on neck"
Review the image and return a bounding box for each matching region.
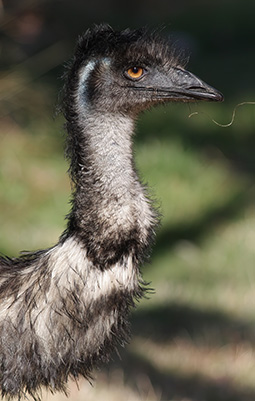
[0,24,223,400]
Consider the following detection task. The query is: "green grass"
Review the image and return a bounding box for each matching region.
[1,95,255,401]
[0,117,69,254]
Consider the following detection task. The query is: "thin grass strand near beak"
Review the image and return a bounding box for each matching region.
[188,101,255,128]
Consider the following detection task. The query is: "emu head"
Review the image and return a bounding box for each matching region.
[64,24,223,119]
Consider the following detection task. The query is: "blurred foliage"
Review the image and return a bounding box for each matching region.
[0,1,255,401]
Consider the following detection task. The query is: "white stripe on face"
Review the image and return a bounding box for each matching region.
[78,60,96,101]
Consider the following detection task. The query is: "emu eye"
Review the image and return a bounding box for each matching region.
[126,67,144,80]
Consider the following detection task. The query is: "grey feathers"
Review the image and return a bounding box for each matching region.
[0,24,159,400]
[0,23,223,400]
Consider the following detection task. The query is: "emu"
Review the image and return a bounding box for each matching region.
[0,24,223,399]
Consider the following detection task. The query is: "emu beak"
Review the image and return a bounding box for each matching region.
[151,67,224,102]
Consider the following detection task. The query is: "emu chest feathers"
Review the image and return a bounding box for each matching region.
[0,23,223,399]
[0,237,143,397]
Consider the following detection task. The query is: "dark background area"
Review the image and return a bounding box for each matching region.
[1,0,255,96]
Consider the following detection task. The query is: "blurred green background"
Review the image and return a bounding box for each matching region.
[1,1,255,400]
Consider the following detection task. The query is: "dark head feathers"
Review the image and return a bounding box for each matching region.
[60,24,186,122]
[60,24,193,182]
[73,24,185,71]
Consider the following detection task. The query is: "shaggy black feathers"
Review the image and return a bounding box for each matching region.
[0,25,160,399]
[0,24,222,400]
[71,24,181,73]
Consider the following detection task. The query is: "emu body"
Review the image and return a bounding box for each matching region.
[0,24,223,399]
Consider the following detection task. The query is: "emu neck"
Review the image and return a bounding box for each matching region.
[78,112,135,195]
[65,111,155,268]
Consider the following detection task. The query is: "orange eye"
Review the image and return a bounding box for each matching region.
[126,67,144,79]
